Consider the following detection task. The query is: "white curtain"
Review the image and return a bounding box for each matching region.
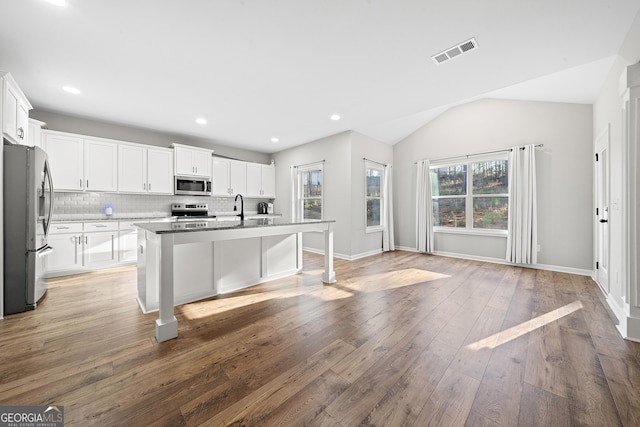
[290,166,300,221]
[506,144,538,264]
[382,164,395,251]
[416,160,434,253]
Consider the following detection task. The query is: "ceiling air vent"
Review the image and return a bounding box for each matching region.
[431,38,478,65]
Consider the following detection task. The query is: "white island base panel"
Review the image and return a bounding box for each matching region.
[135,219,336,342]
[137,234,300,314]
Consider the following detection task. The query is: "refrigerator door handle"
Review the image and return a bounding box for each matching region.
[36,244,53,257]
[43,158,55,237]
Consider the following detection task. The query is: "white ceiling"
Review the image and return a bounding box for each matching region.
[1,1,638,154]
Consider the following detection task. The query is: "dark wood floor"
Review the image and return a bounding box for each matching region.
[1,251,640,426]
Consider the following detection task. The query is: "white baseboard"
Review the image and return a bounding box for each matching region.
[395,245,419,253]
[431,251,593,277]
[305,245,593,276]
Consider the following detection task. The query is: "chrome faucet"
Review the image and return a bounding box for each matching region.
[234,194,244,221]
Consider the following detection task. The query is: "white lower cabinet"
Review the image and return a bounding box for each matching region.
[84,231,118,268]
[46,221,139,277]
[47,232,82,272]
[119,221,141,263]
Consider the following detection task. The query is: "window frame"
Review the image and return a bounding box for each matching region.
[430,153,509,237]
[364,161,385,233]
[298,163,324,222]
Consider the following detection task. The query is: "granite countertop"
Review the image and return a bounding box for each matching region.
[52,212,282,223]
[52,213,170,222]
[136,218,334,234]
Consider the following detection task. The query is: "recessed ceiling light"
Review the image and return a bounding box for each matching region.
[195,118,207,125]
[45,0,66,6]
[62,86,80,95]
[330,114,341,121]
[271,137,279,143]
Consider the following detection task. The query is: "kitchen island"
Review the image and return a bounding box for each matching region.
[136,218,336,342]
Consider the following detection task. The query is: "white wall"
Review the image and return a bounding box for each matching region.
[272,132,352,257]
[393,98,593,272]
[272,130,393,259]
[593,9,640,337]
[349,132,393,257]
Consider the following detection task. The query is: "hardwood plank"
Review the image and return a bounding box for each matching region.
[189,339,355,426]
[412,367,481,426]
[517,383,570,427]
[597,353,640,427]
[360,348,453,426]
[257,369,350,426]
[449,304,508,381]
[559,326,622,426]
[523,311,569,398]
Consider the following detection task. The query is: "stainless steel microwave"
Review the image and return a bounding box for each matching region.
[174,175,212,196]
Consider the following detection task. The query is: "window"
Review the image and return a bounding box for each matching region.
[431,156,508,232]
[299,165,323,220]
[365,162,384,232]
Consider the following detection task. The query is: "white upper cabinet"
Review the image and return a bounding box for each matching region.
[246,163,276,198]
[118,143,146,193]
[44,131,117,192]
[118,144,173,194]
[211,157,247,196]
[44,131,84,191]
[84,138,118,192]
[27,118,45,148]
[147,148,174,194]
[173,143,213,177]
[2,72,32,145]
[211,157,230,196]
[261,164,276,198]
[230,160,247,196]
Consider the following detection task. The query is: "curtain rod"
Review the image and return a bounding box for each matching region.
[292,159,325,168]
[363,157,388,167]
[415,144,543,164]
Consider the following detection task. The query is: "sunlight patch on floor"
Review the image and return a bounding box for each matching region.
[179,268,450,319]
[178,284,320,320]
[340,268,450,292]
[466,300,584,351]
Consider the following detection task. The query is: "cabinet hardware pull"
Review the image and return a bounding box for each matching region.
[86,180,89,188]
[95,224,108,227]
[80,179,82,188]
[85,236,88,244]
[57,226,69,229]
[149,183,151,191]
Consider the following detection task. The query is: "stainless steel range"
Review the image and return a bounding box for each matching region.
[170,203,214,218]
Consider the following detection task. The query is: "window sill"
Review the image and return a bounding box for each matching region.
[434,227,508,238]
[366,226,384,234]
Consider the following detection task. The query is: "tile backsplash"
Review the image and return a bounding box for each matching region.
[53,192,272,220]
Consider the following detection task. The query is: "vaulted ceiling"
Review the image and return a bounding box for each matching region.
[1,0,638,153]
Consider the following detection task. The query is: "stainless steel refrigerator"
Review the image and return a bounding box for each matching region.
[3,144,54,315]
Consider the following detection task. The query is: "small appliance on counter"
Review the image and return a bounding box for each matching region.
[267,203,274,214]
[257,202,268,214]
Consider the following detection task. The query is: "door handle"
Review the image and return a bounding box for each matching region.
[600,219,608,223]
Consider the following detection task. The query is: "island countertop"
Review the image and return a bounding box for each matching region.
[135,218,335,234]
